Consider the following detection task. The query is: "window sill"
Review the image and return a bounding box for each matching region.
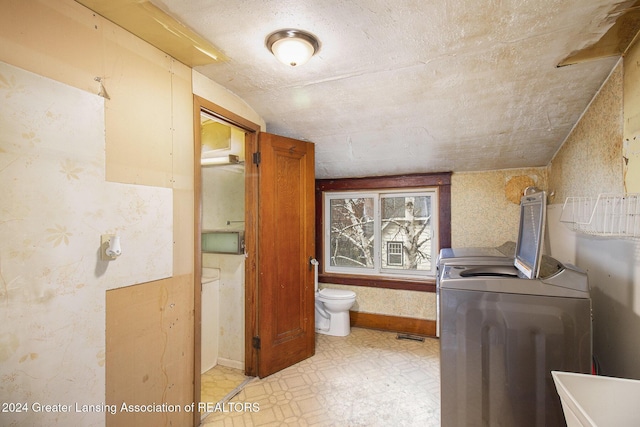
[319,273,435,293]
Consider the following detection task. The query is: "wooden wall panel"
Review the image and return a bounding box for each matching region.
[0,0,102,94]
[103,28,174,186]
[350,311,436,337]
[106,275,194,427]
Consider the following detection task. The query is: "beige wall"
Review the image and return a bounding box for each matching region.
[451,168,547,248]
[0,59,178,426]
[193,71,266,132]
[201,165,246,368]
[624,38,640,193]
[547,48,640,380]
[548,62,625,201]
[0,1,262,426]
[320,284,436,321]
[0,2,192,426]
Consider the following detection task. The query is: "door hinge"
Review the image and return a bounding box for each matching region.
[252,152,261,165]
[252,336,261,350]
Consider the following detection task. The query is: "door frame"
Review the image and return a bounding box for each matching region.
[193,95,261,426]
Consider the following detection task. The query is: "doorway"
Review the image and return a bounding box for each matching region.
[193,95,260,425]
[193,95,317,425]
[199,111,247,406]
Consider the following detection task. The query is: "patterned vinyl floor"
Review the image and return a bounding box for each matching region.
[202,327,441,426]
[201,364,249,406]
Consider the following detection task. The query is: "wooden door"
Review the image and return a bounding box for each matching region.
[256,132,315,377]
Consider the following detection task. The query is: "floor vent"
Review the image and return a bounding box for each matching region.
[396,333,425,342]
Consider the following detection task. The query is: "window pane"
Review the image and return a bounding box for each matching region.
[381,195,432,271]
[329,198,375,269]
[386,241,404,266]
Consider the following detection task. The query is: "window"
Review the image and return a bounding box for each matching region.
[324,190,438,278]
[316,172,451,292]
[387,242,404,266]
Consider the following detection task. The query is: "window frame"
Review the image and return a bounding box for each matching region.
[324,189,439,278]
[316,173,452,293]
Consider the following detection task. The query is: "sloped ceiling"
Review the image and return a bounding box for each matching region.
[148,0,636,178]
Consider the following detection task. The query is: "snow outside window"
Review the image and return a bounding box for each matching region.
[324,190,438,278]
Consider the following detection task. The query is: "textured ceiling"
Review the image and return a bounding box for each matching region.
[153,0,633,178]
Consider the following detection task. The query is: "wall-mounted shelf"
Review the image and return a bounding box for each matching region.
[560,194,640,237]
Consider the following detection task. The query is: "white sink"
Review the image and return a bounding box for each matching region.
[552,371,640,427]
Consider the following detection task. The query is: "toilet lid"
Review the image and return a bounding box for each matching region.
[318,288,356,300]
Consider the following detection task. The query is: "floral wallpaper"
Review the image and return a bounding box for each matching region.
[451,168,547,248]
[547,62,625,202]
[545,59,640,380]
[0,61,173,425]
[320,284,436,321]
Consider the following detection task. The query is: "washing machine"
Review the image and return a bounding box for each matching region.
[436,245,515,337]
[439,189,592,427]
[439,258,591,427]
[437,244,515,269]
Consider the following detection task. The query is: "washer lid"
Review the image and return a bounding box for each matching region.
[318,288,355,300]
[439,263,590,299]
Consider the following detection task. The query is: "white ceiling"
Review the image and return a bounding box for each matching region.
[153,0,631,178]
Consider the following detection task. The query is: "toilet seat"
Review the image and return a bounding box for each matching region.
[318,288,356,300]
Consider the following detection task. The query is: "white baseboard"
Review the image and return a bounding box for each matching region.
[216,357,244,371]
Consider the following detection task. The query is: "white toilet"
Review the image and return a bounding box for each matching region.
[315,288,357,336]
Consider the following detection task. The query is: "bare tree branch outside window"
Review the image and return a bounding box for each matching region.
[328,194,433,273]
[329,198,374,268]
[381,196,431,271]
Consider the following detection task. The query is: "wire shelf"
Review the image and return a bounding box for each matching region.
[560,194,640,237]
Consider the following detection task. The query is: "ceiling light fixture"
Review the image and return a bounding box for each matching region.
[266,29,319,67]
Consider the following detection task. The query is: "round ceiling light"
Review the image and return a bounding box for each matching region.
[266,29,320,67]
